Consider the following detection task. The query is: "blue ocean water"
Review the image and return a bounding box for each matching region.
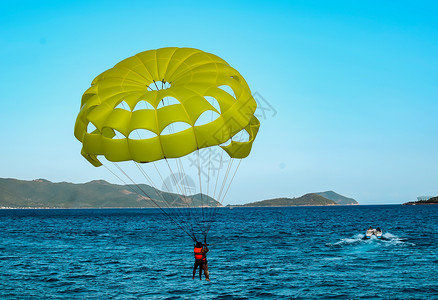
[0,205,437,299]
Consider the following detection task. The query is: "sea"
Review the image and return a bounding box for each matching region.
[0,205,437,299]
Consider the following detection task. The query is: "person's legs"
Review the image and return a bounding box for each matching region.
[199,261,203,280]
[203,263,210,281]
[193,260,200,279]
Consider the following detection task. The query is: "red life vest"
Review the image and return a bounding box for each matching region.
[194,247,204,260]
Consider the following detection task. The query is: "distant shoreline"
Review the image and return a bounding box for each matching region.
[0,204,369,209]
[402,202,438,205]
[228,204,357,208]
[402,197,438,205]
[0,207,154,210]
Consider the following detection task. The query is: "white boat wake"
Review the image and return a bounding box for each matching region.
[326,232,414,248]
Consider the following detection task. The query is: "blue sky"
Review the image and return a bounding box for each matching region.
[1,0,437,204]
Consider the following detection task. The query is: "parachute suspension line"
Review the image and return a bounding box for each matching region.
[205,124,246,234]
[206,147,212,198]
[196,149,207,239]
[202,99,219,241]
[111,162,196,241]
[221,131,246,203]
[205,161,229,235]
[207,158,243,236]
[206,147,213,226]
[104,161,192,239]
[217,157,234,206]
[205,96,218,205]
[150,160,193,226]
[213,149,224,202]
[108,130,183,227]
[110,114,199,240]
[103,164,131,187]
[206,127,246,228]
[155,160,195,235]
[133,163,173,209]
[205,156,236,236]
[204,149,229,236]
[135,163,176,208]
[141,92,196,237]
[216,157,234,208]
[172,156,198,237]
[108,124,196,239]
[163,159,185,197]
[214,128,246,203]
[182,150,209,241]
[133,162,195,236]
[102,164,155,202]
[164,158,204,239]
[204,147,225,234]
[153,80,160,90]
[159,93,202,241]
[173,156,197,235]
[112,163,189,238]
[175,159,188,195]
[113,88,243,240]
[135,162,157,187]
[146,81,155,91]
[152,163,167,188]
[206,88,241,207]
[220,159,242,204]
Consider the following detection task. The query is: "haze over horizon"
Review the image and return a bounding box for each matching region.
[1,0,437,205]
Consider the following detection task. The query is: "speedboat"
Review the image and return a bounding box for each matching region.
[375,229,382,238]
[364,228,383,239]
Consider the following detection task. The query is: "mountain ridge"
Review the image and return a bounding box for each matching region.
[0,178,359,208]
[316,191,358,205]
[232,193,338,207]
[0,178,219,208]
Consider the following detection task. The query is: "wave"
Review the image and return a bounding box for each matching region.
[326,232,414,248]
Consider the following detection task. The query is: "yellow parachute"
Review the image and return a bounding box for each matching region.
[74,47,260,241]
[74,47,260,166]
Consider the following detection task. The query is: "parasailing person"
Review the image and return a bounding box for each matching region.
[74,47,260,279]
[193,238,209,281]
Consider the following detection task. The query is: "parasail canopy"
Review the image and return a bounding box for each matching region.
[74,47,260,241]
[74,47,260,167]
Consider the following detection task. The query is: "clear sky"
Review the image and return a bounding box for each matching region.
[1,0,437,204]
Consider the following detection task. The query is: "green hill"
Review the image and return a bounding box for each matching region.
[316,191,358,205]
[403,196,438,205]
[236,193,337,207]
[0,178,219,208]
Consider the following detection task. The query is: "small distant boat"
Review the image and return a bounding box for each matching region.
[376,229,382,238]
[365,227,383,239]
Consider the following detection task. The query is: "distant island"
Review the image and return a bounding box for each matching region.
[403,196,438,205]
[0,178,358,208]
[0,178,218,208]
[230,191,358,207]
